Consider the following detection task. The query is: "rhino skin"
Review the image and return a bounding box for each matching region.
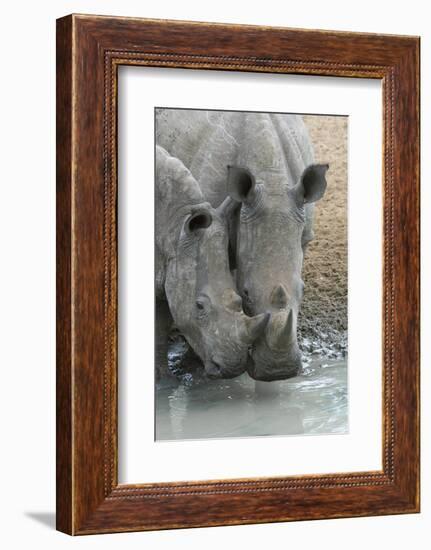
[156,110,328,381]
[155,145,269,380]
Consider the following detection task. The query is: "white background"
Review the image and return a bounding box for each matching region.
[119,68,382,483]
[0,0,428,548]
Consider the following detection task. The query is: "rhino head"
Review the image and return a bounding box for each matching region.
[226,162,329,381]
[156,146,269,379]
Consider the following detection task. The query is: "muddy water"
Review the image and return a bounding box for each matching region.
[155,359,347,441]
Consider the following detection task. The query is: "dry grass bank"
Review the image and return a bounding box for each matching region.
[300,115,348,353]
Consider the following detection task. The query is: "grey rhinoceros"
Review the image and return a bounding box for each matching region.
[156,110,328,381]
[155,145,269,380]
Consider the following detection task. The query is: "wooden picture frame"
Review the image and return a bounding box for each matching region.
[56,14,420,535]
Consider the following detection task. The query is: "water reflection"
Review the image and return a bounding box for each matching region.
[155,359,347,441]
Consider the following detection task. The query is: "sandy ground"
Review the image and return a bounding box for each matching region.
[300,115,348,356]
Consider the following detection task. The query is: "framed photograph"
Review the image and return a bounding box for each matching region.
[56,14,420,534]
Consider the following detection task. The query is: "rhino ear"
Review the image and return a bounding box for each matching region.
[216,196,240,220]
[227,165,256,203]
[186,209,213,234]
[295,163,329,204]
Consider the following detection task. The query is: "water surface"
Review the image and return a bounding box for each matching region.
[155,359,347,441]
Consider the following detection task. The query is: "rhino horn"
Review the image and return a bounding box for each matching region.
[266,309,295,350]
[242,312,270,344]
[270,284,288,309]
[279,309,295,346]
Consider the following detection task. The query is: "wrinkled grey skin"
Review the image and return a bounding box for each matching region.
[156,111,328,381]
[155,146,269,379]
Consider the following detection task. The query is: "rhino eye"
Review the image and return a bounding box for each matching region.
[195,296,210,313]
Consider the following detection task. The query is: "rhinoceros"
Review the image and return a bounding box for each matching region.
[155,145,269,379]
[156,110,328,381]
